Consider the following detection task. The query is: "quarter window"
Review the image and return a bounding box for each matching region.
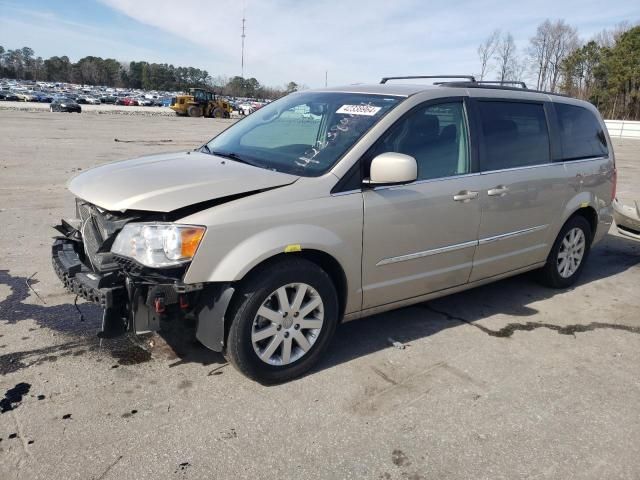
[367,101,470,181]
[478,101,550,171]
[555,103,608,160]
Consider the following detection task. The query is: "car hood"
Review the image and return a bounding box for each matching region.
[68,151,299,212]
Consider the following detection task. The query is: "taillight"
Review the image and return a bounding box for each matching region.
[612,167,617,201]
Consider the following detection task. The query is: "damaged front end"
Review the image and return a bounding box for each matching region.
[51,200,232,351]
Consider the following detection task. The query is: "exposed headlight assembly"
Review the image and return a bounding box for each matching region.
[111,223,206,268]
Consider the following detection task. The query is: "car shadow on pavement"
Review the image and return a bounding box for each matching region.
[315,233,640,374]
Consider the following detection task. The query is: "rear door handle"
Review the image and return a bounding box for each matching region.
[487,185,509,197]
[453,190,479,202]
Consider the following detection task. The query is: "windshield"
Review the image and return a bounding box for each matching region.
[204,91,402,176]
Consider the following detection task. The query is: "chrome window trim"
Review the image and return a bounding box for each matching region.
[478,224,548,245]
[376,240,477,266]
[480,156,609,175]
[559,156,609,164]
[376,224,548,266]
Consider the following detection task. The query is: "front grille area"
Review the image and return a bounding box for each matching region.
[76,201,135,273]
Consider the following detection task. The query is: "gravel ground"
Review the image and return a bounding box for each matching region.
[0,110,639,480]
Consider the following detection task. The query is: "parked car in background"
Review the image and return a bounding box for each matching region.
[0,92,20,101]
[100,95,117,104]
[123,97,139,106]
[50,96,81,113]
[34,92,54,103]
[76,95,100,105]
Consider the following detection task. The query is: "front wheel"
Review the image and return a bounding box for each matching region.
[225,258,338,384]
[537,215,592,288]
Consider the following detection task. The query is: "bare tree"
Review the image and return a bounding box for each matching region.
[477,29,500,80]
[529,19,579,91]
[593,21,635,47]
[494,33,518,82]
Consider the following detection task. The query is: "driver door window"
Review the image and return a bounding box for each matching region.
[370,101,470,181]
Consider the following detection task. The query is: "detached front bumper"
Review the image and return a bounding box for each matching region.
[52,238,124,308]
[51,220,233,351]
[613,198,640,241]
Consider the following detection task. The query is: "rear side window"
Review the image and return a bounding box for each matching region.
[478,101,550,171]
[555,104,608,160]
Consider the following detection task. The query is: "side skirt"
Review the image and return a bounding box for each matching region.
[343,261,546,322]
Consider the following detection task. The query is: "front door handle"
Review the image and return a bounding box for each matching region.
[453,190,479,202]
[487,185,509,197]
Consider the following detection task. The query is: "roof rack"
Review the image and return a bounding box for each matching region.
[380,75,476,84]
[378,75,568,97]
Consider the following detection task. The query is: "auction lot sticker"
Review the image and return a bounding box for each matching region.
[336,104,382,116]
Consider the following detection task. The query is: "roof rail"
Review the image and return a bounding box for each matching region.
[436,81,568,97]
[476,80,528,89]
[380,75,476,84]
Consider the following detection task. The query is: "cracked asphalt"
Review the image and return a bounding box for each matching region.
[0,110,639,480]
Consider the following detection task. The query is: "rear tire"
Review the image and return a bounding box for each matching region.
[225,258,338,384]
[212,107,223,118]
[537,215,592,289]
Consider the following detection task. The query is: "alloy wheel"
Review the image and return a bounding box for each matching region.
[251,283,324,366]
[557,227,586,278]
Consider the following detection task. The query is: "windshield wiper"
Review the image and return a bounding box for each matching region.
[209,150,255,166]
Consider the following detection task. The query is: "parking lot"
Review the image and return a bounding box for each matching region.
[0,109,639,479]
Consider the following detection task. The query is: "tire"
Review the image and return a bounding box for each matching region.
[212,107,223,118]
[537,215,592,289]
[187,105,202,117]
[49,106,53,112]
[225,258,339,384]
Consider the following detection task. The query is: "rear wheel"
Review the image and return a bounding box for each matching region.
[187,105,202,117]
[212,107,223,118]
[225,258,338,384]
[537,215,592,288]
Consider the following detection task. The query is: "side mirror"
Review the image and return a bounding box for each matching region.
[364,152,417,186]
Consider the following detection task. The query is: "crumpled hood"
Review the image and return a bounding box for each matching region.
[68,151,299,212]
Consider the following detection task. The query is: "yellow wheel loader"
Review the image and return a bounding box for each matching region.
[170,88,231,118]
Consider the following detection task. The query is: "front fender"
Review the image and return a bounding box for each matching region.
[184,224,351,284]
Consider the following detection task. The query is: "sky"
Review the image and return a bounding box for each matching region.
[0,0,638,88]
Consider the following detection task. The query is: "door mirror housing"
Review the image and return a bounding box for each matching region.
[364,152,417,186]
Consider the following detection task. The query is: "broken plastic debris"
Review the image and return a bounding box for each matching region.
[388,337,406,350]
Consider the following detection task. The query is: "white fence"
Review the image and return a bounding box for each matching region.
[605,120,640,139]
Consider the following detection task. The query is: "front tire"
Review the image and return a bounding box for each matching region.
[226,258,338,384]
[537,215,592,288]
[187,105,202,117]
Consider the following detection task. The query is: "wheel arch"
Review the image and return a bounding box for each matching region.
[232,249,348,321]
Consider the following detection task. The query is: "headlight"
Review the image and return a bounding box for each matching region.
[111,223,206,268]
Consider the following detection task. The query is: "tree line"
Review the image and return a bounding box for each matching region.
[477,20,640,120]
[0,46,299,99]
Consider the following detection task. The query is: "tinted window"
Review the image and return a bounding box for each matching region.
[556,103,608,160]
[478,101,550,171]
[367,101,470,181]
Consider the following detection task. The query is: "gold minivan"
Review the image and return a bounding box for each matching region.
[53,76,615,383]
